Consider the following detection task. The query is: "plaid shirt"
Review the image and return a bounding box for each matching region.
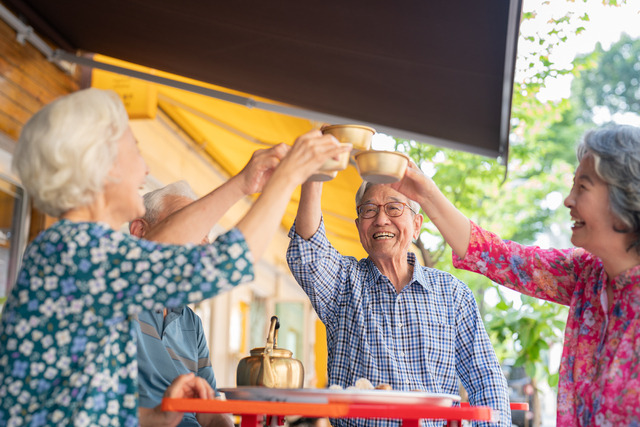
[287,219,510,427]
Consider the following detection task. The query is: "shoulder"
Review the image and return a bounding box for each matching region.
[418,265,471,291]
[181,306,205,328]
[416,265,477,305]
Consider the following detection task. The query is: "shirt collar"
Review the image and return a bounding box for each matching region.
[364,252,431,292]
[156,306,185,315]
[167,306,185,314]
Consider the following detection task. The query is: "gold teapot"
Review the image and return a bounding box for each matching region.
[236,316,304,388]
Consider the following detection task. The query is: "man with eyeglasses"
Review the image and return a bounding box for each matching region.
[286,179,510,427]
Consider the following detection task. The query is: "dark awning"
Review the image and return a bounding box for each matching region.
[4,0,522,160]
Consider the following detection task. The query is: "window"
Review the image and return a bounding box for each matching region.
[0,173,30,305]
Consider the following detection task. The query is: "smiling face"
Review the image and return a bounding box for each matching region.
[355,185,423,262]
[563,153,628,257]
[103,126,149,225]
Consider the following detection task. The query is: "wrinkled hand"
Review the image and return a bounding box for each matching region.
[274,129,351,185]
[165,372,215,400]
[153,373,215,427]
[390,160,431,205]
[237,143,290,195]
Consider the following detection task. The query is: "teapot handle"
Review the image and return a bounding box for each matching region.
[261,316,279,387]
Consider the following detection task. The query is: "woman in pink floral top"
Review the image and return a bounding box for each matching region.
[390,125,640,426]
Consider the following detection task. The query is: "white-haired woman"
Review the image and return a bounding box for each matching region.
[0,88,349,426]
[392,125,640,426]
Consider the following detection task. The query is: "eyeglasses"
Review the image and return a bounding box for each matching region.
[356,202,417,219]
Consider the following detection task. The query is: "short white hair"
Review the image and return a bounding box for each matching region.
[355,181,420,214]
[12,88,129,217]
[142,180,197,225]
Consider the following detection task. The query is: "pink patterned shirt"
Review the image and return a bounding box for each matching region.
[453,222,640,426]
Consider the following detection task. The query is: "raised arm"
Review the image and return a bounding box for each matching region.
[237,130,349,261]
[144,144,288,244]
[295,181,324,240]
[392,161,471,258]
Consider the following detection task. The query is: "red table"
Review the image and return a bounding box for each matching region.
[162,398,495,427]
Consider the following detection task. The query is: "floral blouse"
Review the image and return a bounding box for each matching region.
[453,221,640,427]
[0,220,253,427]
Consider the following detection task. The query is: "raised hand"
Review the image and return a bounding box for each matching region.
[273,129,351,185]
[390,160,432,206]
[237,143,290,195]
[392,160,471,258]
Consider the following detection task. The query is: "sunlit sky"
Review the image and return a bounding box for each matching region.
[532,0,640,105]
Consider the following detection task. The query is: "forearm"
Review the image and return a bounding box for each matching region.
[416,179,471,258]
[295,181,323,240]
[139,406,182,427]
[197,412,234,427]
[236,172,299,261]
[145,177,246,244]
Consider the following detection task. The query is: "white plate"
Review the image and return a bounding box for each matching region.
[219,386,460,406]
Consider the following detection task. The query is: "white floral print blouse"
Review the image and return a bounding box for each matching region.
[0,220,253,427]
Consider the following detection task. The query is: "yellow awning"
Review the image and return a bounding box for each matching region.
[91,54,368,260]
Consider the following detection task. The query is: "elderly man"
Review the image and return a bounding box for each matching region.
[286,180,511,427]
[130,144,286,427]
[130,181,230,427]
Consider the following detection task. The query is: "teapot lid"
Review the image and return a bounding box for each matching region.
[247,316,297,358]
[249,347,293,358]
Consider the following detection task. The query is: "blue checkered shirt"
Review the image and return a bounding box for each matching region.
[287,219,510,427]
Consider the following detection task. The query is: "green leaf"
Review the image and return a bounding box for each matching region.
[495,301,510,311]
[548,373,559,387]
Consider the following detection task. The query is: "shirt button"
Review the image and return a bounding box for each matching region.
[399,351,405,357]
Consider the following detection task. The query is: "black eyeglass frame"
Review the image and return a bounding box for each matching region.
[356,202,418,219]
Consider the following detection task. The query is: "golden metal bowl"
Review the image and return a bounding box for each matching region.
[307,169,338,182]
[354,150,410,184]
[322,124,375,151]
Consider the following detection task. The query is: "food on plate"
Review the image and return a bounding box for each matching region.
[328,378,393,391]
[375,383,392,390]
[350,378,374,390]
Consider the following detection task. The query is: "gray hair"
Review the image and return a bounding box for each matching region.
[576,124,640,253]
[355,181,420,214]
[142,180,197,225]
[12,88,128,217]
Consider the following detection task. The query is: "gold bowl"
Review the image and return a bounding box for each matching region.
[322,124,375,151]
[307,169,338,182]
[354,150,410,184]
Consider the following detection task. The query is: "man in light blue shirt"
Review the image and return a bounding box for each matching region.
[129,144,287,426]
[287,180,510,427]
[134,306,219,427]
[130,181,232,427]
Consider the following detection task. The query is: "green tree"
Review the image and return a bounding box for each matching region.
[571,33,640,123]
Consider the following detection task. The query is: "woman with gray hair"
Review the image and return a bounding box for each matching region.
[0,88,349,426]
[392,124,640,426]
